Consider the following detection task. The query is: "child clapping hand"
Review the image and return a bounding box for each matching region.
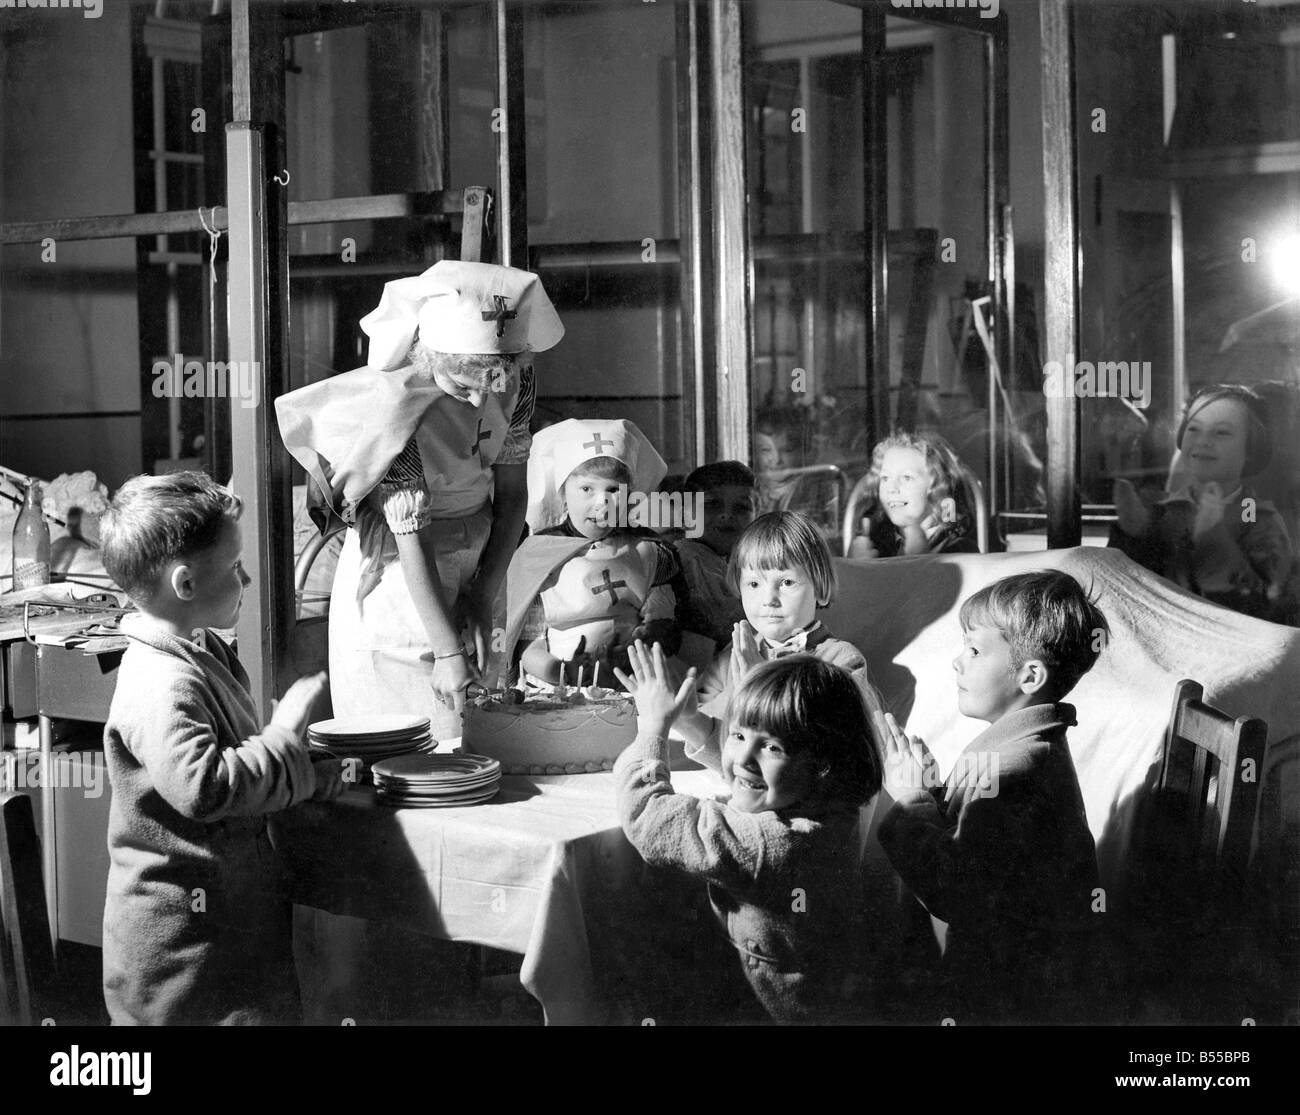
[876,710,939,798]
[613,639,698,738]
[1110,384,1294,623]
[612,640,882,1023]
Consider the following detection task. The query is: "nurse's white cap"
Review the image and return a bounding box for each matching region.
[360,260,564,370]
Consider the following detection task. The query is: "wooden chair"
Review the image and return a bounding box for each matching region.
[0,791,56,1025]
[1155,679,1266,888]
[1121,679,1268,1022]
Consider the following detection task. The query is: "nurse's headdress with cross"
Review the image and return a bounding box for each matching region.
[360,260,564,371]
[525,418,667,532]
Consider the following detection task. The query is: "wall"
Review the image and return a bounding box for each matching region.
[284,24,371,394]
[746,0,1048,474]
[515,1,686,473]
[0,1,140,490]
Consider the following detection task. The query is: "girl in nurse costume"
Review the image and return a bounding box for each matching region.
[276,261,564,740]
[498,418,683,687]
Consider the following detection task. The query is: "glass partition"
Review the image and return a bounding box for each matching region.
[523,0,689,476]
[745,1,1013,550]
[1073,0,1300,562]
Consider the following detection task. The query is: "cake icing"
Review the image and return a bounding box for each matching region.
[462,686,637,775]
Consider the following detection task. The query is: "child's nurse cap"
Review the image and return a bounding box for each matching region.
[526,418,667,531]
[360,261,564,370]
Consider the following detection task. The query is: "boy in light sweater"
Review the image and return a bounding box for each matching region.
[615,643,882,1022]
[99,472,343,1024]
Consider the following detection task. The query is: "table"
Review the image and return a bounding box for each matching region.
[21,640,121,947]
[18,623,726,1023]
[269,765,721,1026]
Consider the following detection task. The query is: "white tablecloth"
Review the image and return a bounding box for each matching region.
[269,767,721,1025]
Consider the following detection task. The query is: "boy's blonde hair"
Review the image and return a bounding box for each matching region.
[959,570,1109,697]
[725,655,881,809]
[100,471,241,601]
[727,511,837,605]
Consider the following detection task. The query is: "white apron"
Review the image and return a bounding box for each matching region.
[326,379,515,739]
[328,508,492,742]
[540,535,660,660]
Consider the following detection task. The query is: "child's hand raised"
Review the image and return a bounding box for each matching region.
[270,671,328,742]
[730,621,764,679]
[1113,478,1151,537]
[876,711,937,798]
[1192,480,1230,537]
[613,640,697,738]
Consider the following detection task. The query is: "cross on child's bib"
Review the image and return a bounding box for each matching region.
[591,568,627,606]
[481,294,517,338]
[470,418,493,458]
[584,432,613,455]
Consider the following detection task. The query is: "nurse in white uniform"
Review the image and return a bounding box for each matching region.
[278,261,564,740]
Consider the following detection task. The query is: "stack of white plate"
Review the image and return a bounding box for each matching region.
[370,752,502,809]
[307,715,434,782]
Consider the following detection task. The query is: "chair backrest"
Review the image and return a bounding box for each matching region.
[0,791,55,1025]
[953,460,989,555]
[764,463,846,540]
[1156,679,1267,889]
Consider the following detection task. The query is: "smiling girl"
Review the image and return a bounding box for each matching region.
[1110,384,1295,624]
[851,432,977,558]
[613,643,882,1022]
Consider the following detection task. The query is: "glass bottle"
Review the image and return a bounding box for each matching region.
[11,481,51,591]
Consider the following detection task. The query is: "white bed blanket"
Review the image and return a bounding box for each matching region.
[825,546,1300,915]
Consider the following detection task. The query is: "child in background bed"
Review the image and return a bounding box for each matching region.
[1110,384,1295,625]
[514,418,681,685]
[98,472,343,1025]
[673,510,882,769]
[753,408,803,515]
[674,460,756,653]
[614,643,882,1022]
[849,431,978,558]
[877,570,1105,1024]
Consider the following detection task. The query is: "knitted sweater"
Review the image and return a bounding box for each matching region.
[615,731,866,1022]
[102,619,319,1024]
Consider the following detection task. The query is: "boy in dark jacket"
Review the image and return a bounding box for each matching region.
[878,570,1108,1023]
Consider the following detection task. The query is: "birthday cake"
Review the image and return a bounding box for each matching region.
[462,686,637,775]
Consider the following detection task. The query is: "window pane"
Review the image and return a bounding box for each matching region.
[526,0,687,478]
[746,3,1002,552]
[1075,1,1300,575]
